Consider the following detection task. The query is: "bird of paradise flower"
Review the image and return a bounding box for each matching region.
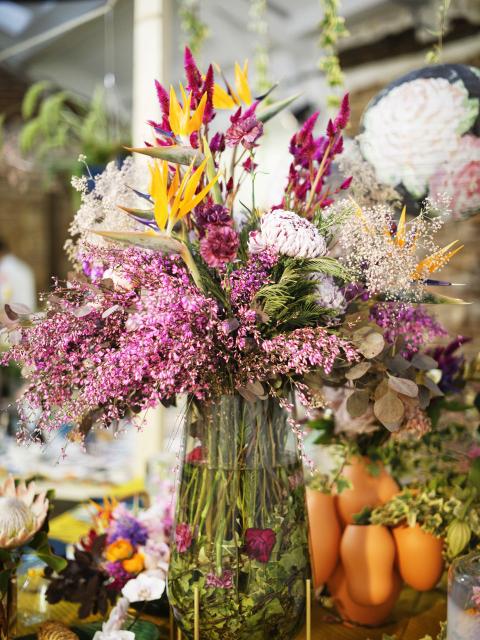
[95,156,219,289]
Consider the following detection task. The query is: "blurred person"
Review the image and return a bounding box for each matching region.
[0,237,36,310]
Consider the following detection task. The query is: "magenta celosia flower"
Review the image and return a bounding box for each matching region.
[194,203,232,238]
[282,94,350,214]
[209,132,225,152]
[200,224,239,268]
[206,570,234,589]
[225,105,263,150]
[244,528,276,563]
[175,523,193,553]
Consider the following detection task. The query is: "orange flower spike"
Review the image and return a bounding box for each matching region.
[105,538,134,562]
[395,206,407,248]
[123,552,145,574]
[413,240,464,280]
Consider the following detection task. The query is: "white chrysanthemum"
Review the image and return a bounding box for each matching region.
[249,210,327,258]
[359,78,477,197]
[0,476,49,549]
[314,275,346,313]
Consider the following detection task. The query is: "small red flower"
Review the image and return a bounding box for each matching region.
[244,527,276,563]
[186,445,203,463]
[175,523,193,553]
[200,225,239,268]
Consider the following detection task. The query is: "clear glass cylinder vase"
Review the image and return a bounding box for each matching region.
[447,551,480,640]
[168,395,310,640]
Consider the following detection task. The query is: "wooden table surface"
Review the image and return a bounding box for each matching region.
[295,588,446,640]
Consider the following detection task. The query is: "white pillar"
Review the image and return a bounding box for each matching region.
[131,0,172,478]
[132,0,172,146]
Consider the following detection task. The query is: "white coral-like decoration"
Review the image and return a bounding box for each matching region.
[0,476,49,549]
[248,209,327,259]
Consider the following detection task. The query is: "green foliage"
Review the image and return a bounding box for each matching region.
[21,80,52,119]
[425,0,451,64]
[318,0,349,107]
[255,256,348,332]
[17,82,128,170]
[178,0,209,57]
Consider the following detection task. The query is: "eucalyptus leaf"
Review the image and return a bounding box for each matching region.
[374,391,404,430]
[345,361,371,380]
[411,353,438,370]
[346,389,370,417]
[357,331,385,359]
[388,375,418,398]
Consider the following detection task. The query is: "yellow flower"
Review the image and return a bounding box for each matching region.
[213,61,253,110]
[169,84,207,138]
[105,538,133,562]
[148,158,219,233]
[122,552,145,574]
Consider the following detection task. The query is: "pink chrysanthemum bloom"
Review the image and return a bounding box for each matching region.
[249,210,327,258]
[200,224,239,268]
[0,476,49,549]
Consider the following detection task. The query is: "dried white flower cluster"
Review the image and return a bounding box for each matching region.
[66,157,147,260]
[249,209,327,258]
[337,139,400,208]
[334,196,452,301]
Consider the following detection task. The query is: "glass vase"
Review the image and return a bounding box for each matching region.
[447,551,480,640]
[0,570,17,640]
[168,395,310,640]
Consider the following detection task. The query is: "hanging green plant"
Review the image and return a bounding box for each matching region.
[318,0,349,108]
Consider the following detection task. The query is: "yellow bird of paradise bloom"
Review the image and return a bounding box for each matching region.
[213,60,254,110]
[352,199,463,281]
[148,157,219,234]
[169,84,207,138]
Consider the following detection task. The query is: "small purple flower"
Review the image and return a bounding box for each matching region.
[244,528,276,563]
[200,225,239,268]
[108,506,149,546]
[206,570,234,589]
[226,105,263,150]
[428,336,471,393]
[175,523,193,553]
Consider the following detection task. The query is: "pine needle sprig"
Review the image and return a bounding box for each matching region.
[255,257,338,332]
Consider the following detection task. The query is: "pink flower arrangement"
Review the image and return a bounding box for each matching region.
[1,46,465,444]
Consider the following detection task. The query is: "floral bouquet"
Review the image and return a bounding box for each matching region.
[0,477,65,640]
[45,487,174,619]
[0,47,469,638]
